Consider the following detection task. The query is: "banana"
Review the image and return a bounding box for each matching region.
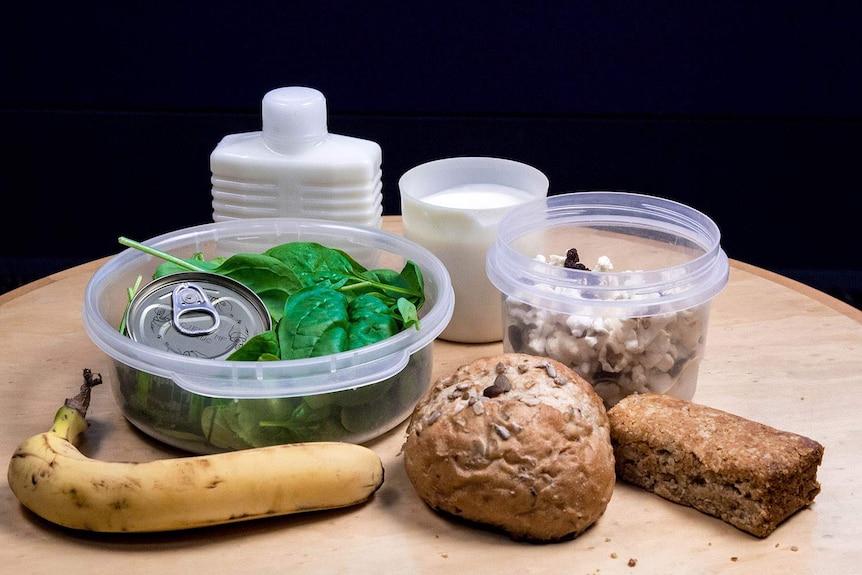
[7,369,384,533]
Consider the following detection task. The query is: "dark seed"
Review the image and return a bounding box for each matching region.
[483,384,505,398]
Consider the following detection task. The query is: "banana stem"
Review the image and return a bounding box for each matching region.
[51,369,102,443]
[65,369,103,416]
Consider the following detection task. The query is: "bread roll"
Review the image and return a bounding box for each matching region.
[608,393,824,537]
[402,353,615,542]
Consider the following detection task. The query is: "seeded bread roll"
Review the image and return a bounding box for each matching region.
[608,393,824,537]
[402,353,615,542]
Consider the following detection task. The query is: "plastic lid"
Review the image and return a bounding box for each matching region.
[262,87,328,153]
[486,192,729,319]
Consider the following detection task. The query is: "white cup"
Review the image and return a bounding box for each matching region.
[399,157,549,343]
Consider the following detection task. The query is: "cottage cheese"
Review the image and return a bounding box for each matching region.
[502,255,708,407]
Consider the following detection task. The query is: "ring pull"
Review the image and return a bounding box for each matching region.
[171,282,221,336]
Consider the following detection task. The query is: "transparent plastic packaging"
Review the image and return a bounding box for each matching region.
[83,218,454,454]
[486,191,729,408]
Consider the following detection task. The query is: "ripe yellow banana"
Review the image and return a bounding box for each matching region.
[7,369,384,533]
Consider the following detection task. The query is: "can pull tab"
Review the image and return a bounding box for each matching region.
[172,282,221,336]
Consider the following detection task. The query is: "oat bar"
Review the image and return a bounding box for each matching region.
[607,393,824,537]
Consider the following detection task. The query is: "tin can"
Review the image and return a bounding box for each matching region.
[125,272,272,360]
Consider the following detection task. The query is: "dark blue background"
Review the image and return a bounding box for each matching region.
[3,2,860,305]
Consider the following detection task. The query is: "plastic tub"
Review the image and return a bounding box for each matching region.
[486,191,729,408]
[83,218,454,454]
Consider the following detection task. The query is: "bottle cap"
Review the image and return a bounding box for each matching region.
[262,87,328,153]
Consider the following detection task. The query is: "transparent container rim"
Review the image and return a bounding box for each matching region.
[486,191,729,317]
[82,217,454,399]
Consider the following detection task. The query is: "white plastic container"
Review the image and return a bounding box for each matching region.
[486,191,729,408]
[211,87,383,229]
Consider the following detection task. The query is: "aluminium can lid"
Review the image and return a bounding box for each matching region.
[125,272,272,360]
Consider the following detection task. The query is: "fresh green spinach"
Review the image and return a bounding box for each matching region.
[118,236,426,360]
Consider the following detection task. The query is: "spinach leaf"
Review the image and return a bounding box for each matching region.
[226,330,280,361]
[264,242,357,288]
[331,267,423,327]
[277,286,351,359]
[348,293,399,348]
[361,267,423,325]
[153,251,302,322]
[210,253,304,322]
[350,268,408,297]
[202,397,333,448]
[398,261,425,308]
[266,242,425,312]
[397,297,421,330]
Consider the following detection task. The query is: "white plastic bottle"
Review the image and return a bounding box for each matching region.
[210,87,383,229]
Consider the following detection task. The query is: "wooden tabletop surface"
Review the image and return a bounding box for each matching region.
[1,216,860,574]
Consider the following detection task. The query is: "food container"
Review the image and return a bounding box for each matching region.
[83,218,454,454]
[486,191,729,408]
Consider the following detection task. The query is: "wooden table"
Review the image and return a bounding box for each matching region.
[1,217,860,574]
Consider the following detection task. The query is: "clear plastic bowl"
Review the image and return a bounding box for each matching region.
[486,191,729,408]
[83,218,454,454]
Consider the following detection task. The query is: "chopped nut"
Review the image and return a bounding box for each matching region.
[494,424,511,439]
[425,410,442,425]
[495,361,507,374]
[494,374,511,391]
[472,400,485,415]
[517,363,529,373]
